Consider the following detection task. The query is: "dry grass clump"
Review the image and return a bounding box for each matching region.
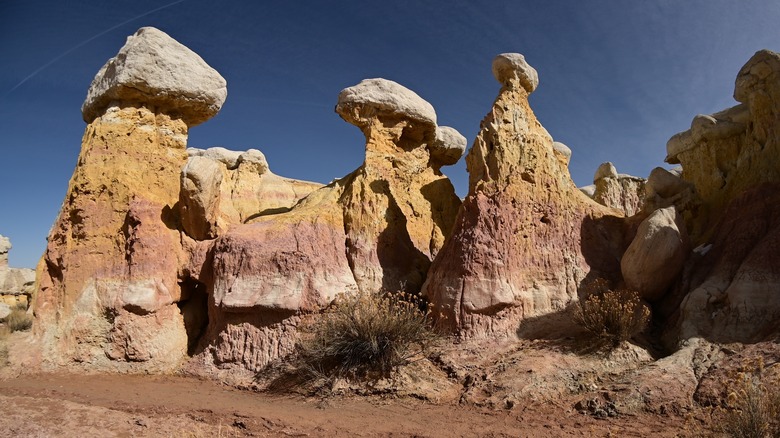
[0,325,9,367]
[296,290,439,380]
[5,302,32,332]
[720,357,780,438]
[575,278,650,346]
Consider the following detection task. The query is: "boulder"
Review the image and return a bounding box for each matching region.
[492,53,539,93]
[423,53,618,338]
[621,207,689,302]
[335,78,436,130]
[82,27,227,126]
[430,126,467,166]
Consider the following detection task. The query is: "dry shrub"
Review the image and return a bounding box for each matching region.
[720,357,780,438]
[297,290,439,380]
[0,326,8,367]
[6,307,32,332]
[575,278,649,346]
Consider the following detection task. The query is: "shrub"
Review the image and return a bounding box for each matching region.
[6,308,32,332]
[720,358,780,438]
[575,280,649,345]
[297,290,439,380]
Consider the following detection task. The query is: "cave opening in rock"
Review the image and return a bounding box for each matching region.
[178,277,209,356]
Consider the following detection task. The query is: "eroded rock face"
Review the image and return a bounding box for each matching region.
[591,163,646,217]
[422,54,618,338]
[661,50,780,344]
[195,78,462,372]
[179,147,322,240]
[666,50,780,239]
[621,207,689,302]
[82,27,227,126]
[34,27,224,372]
[677,183,780,343]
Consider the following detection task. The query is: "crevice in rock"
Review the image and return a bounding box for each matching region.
[178,277,209,356]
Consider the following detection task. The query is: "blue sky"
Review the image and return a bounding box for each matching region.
[1,0,779,268]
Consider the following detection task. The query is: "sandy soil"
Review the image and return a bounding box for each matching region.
[0,372,703,437]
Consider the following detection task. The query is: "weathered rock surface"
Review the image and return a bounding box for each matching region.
[591,162,646,217]
[193,78,462,372]
[666,50,780,240]
[422,53,618,338]
[661,50,780,344]
[179,147,322,240]
[0,235,35,297]
[34,27,223,372]
[82,27,227,126]
[621,207,689,302]
[676,183,780,343]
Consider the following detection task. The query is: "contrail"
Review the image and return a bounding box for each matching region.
[5,0,186,96]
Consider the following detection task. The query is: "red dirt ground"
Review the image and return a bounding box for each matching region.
[0,372,703,437]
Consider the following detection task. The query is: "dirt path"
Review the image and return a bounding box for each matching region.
[0,373,699,437]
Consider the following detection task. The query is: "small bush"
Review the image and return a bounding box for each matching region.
[297,290,439,380]
[6,308,32,332]
[720,358,780,438]
[575,280,649,345]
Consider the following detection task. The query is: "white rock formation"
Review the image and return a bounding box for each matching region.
[335,78,437,128]
[82,27,227,126]
[492,53,539,93]
[430,126,467,166]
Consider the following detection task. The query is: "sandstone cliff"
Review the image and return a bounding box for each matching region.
[422,53,620,338]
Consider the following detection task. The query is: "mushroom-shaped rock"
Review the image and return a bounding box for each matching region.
[335,78,436,130]
[492,53,539,93]
[82,27,227,126]
[430,126,467,166]
[552,141,572,166]
[593,162,618,182]
[734,49,780,103]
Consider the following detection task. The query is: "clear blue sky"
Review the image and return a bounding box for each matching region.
[1,0,779,268]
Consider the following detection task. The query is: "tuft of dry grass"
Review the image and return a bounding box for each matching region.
[575,278,650,346]
[6,304,32,332]
[296,290,439,381]
[719,357,780,438]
